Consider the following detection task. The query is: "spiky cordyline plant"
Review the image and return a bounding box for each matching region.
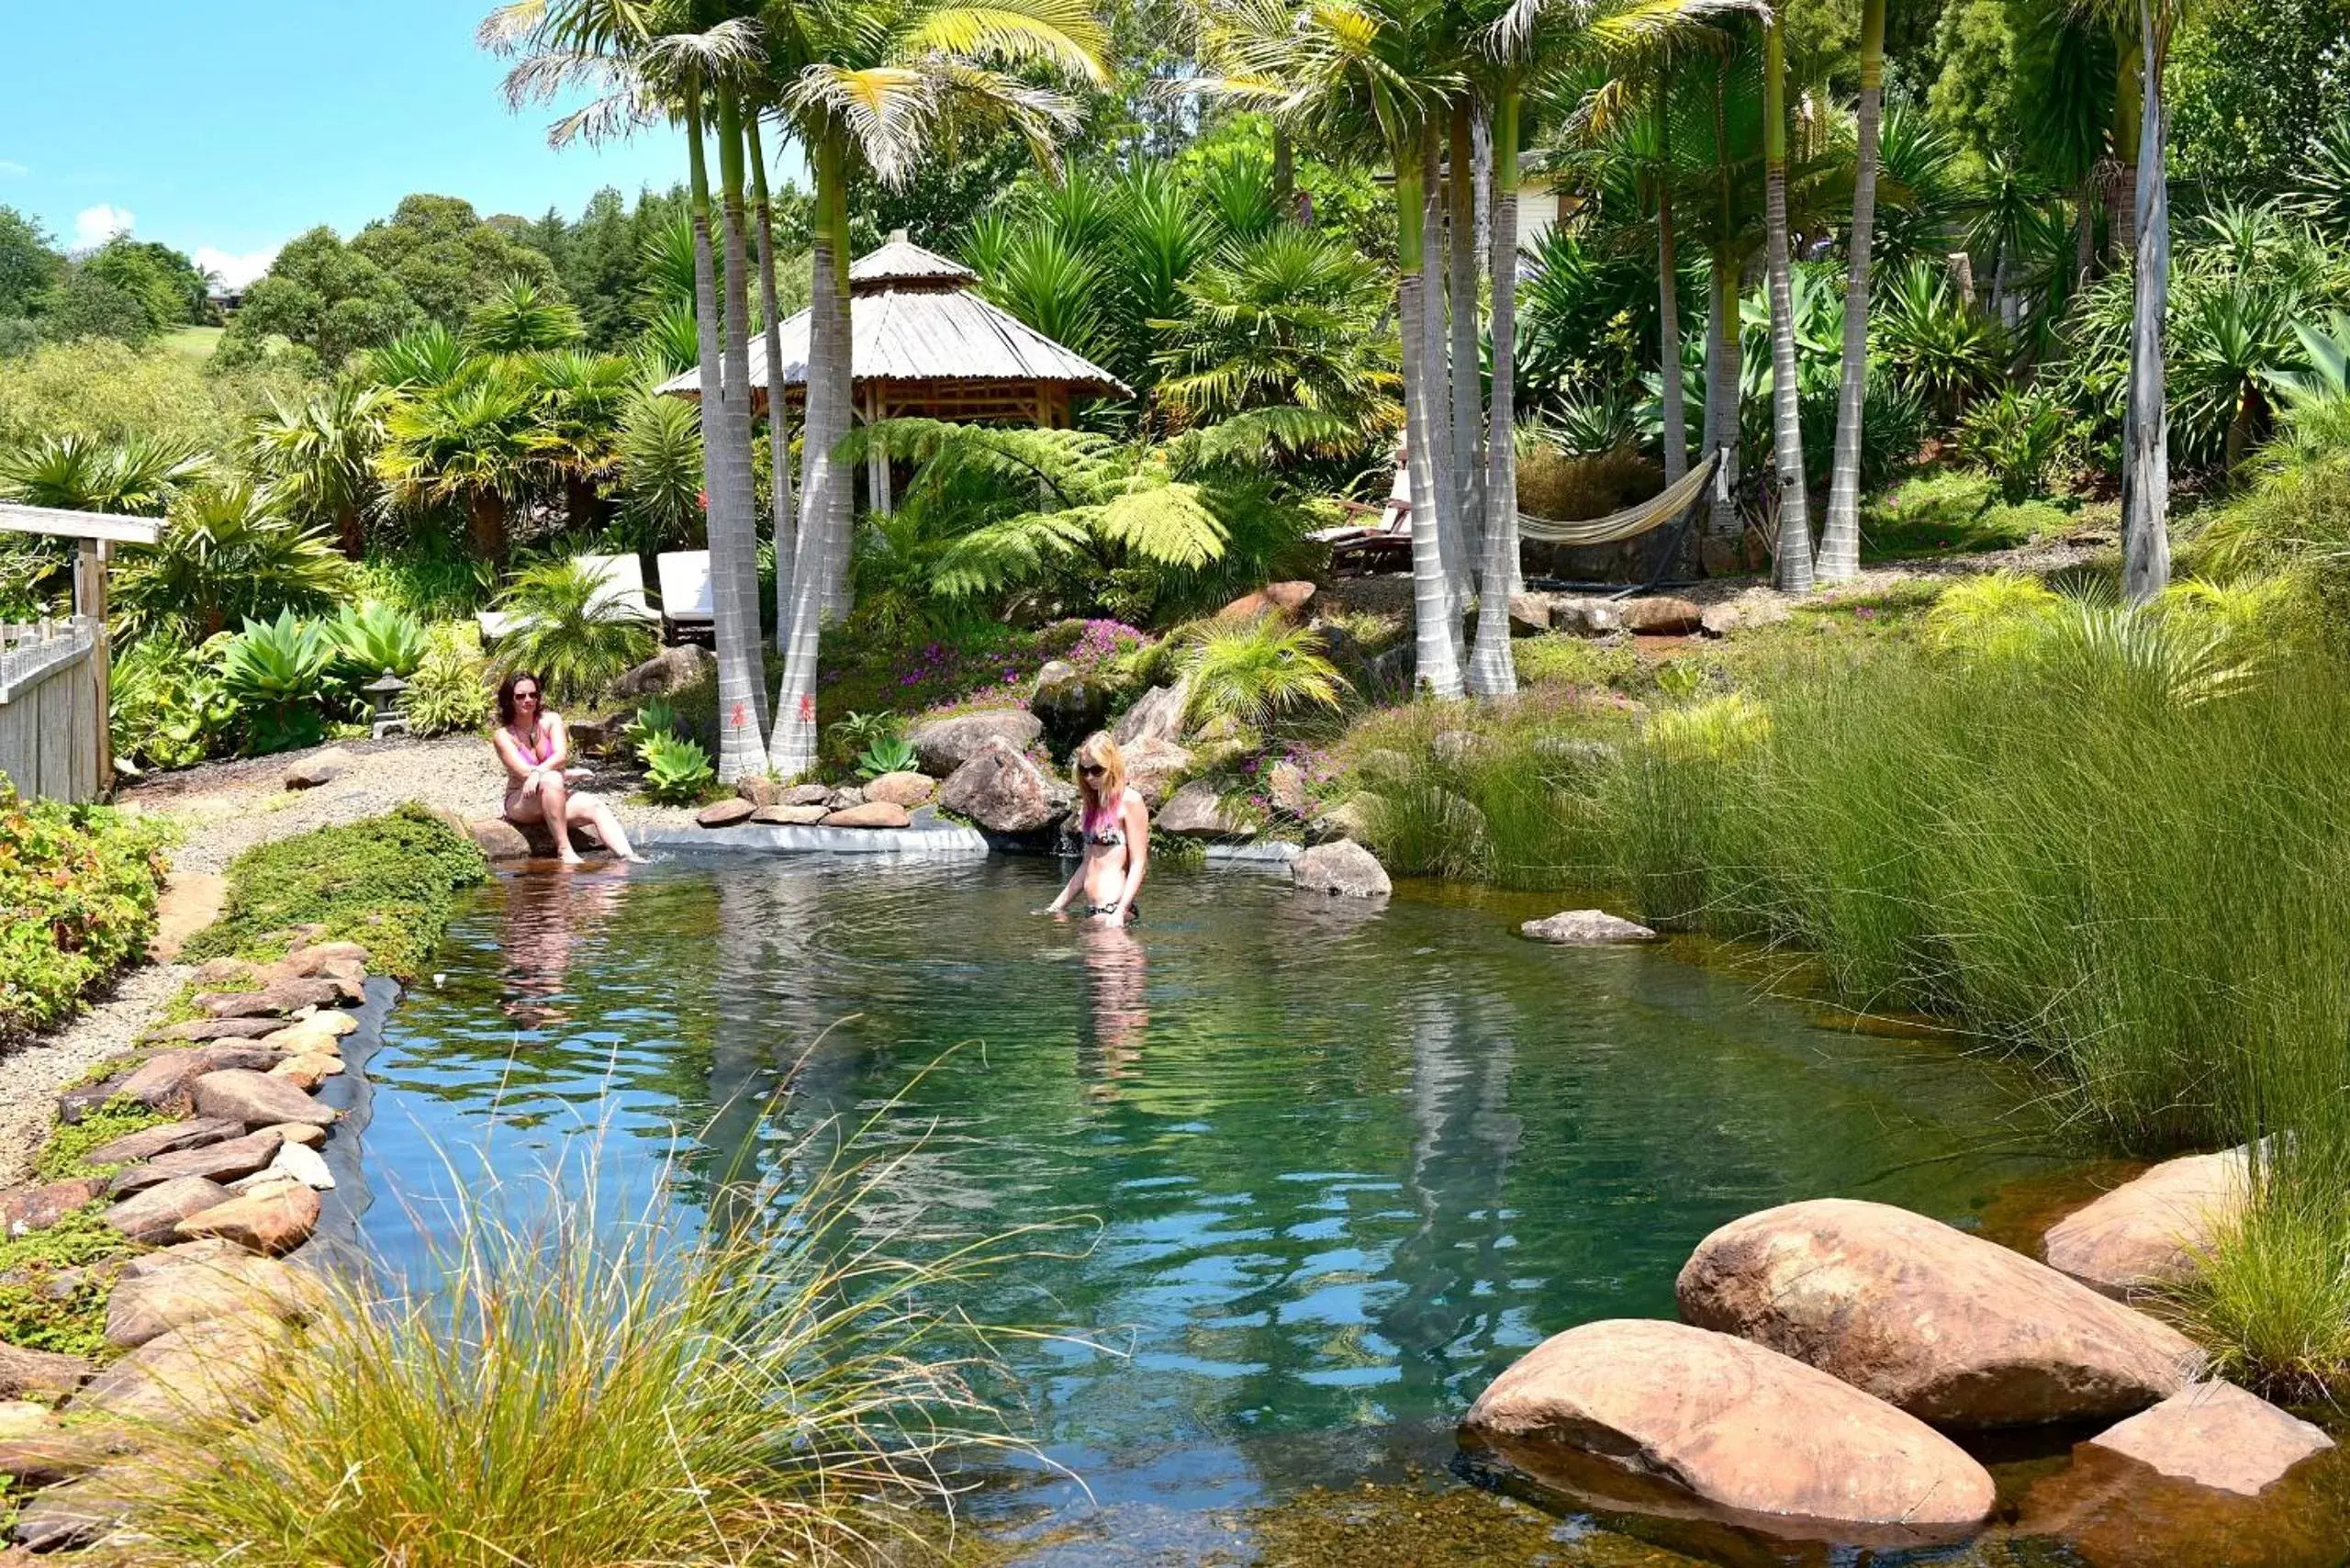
[122,1107,1077,1568]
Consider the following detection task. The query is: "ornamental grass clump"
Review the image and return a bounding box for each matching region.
[126,1137,1054,1568]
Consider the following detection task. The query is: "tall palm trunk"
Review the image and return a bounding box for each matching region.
[1448,101,1485,595]
[748,116,796,655]
[1422,135,1462,623]
[1656,73,1687,487]
[1762,16,1812,594]
[685,85,763,779]
[2108,47,2142,262]
[2119,4,2171,603]
[1702,253,1743,552]
[1468,84,1522,699]
[1397,147,1463,700]
[713,84,770,770]
[1818,0,1884,581]
[819,164,855,623]
[770,131,851,777]
[466,490,509,562]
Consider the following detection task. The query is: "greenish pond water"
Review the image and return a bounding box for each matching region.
[357,855,2079,1562]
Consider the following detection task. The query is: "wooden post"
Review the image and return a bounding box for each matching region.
[865,383,893,516]
[74,539,111,796]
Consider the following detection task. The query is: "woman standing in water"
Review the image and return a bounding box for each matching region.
[1047,732,1149,923]
[492,670,646,865]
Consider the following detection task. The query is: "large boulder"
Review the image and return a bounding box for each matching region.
[695,798,755,828]
[2042,1146,2249,1300]
[0,1343,92,1402]
[1120,737,1192,809]
[1,1178,106,1238]
[282,746,355,790]
[909,709,1044,777]
[1113,682,1189,747]
[1217,581,1316,622]
[0,1422,128,1490]
[610,642,712,700]
[173,1181,322,1256]
[938,739,1060,834]
[1031,660,1111,751]
[1617,595,1706,635]
[192,1069,338,1129]
[1521,909,1659,946]
[1677,1198,2205,1428]
[1552,598,1626,637]
[821,800,912,829]
[1156,780,1248,840]
[103,1249,318,1349]
[106,1130,285,1197]
[7,1461,163,1554]
[1460,1319,1996,1545]
[104,1176,233,1245]
[2086,1381,2333,1496]
[466,817,534,860]
[1292,840,1392,900]
[749,803,828,826]
[1507,594,1555,637]
[863,770,935,809]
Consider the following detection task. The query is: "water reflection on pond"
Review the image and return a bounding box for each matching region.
[358,855,2160,1563]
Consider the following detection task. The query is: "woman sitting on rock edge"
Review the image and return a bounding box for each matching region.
[1047,732,1149,924]
[492,670,645,866]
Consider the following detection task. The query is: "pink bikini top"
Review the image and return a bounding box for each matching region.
[508,722,554,767]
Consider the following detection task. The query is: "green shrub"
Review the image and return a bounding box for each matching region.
[0,790,172,1050]
[1863,470,2073,558]
[639,733,716,804]
[0,1206,137,1358]
[112,480,352,644]
[1959,386,2070,502]
[218,608,337,755]
[122,1154,1042,1568]
[1514,633,1641,692]
[328,599,428,683]
[348,547,499,622]
[403,622,494,738]
[35,1097,173,1180]
[185,804,489,979]
[110,637,239,772]
[1175,617,1347,729]
[489,557,657,706]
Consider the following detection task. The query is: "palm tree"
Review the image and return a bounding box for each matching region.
[711,67,772,756]
[760,0,1110,775]
[1816,0,1882,583]
[2109,0,2181,602]
[467,274,587,353]
[246,381,392,557]
[482,1,772,778]
[1447,100,1485,609]
[1203,0,1468,699]
[530,349,634,531]
[1760,5,1809,592]
[746,114,798,651]
[376,364,544,560]
[0,432,207,516]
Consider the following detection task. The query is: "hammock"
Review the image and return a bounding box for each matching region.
[1516,451,1720,546]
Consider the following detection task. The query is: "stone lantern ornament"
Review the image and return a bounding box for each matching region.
[365,669,411,740]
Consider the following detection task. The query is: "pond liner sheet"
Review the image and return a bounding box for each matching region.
[636,821,991,858]
[286,972,395,1273]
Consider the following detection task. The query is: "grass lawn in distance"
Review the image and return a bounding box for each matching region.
[162,325,224,364]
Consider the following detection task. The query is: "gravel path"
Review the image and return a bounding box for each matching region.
[3,734,693,1185]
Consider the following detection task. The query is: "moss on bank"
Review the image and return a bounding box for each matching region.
[183,803,489,978]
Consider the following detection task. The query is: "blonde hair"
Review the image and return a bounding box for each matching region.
[1074,731,1128,821]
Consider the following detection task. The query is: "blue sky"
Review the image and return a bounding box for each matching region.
[0,1,733,286]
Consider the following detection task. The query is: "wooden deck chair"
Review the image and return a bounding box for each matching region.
[477,554,659,644]
[655,550,714,643]
[1310,447,1414,574]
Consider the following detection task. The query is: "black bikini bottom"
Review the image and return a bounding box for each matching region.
[1086,902,1140,924]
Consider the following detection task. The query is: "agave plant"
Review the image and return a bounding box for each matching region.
[113,481,352,643]
[218,609,338,755]
[639,731,716,803]
[856,734,919,779]
[328,599,429,681]
[1871,262,2009,418]
[489,556,655,706]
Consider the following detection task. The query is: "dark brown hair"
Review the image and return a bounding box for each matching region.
[496,670,546,728]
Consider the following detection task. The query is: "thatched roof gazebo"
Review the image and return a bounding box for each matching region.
[657,234,1128,471]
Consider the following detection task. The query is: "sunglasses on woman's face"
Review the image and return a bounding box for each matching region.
[515,689,540,703]
[1079,765,1104,778]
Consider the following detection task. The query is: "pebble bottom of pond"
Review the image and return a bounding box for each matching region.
[351,853,2251,1567]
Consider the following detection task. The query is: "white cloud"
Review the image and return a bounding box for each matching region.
[194,243,280,290]
[0,161,27,179]
[73,203,134,247]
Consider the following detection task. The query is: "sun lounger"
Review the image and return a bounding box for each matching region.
[1310,452,1414,573]
[655,550,714,641]
[477,554,659,644]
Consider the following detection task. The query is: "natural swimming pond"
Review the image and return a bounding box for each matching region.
[355,854,2080,1562]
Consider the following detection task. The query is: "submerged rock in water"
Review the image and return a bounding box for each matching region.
[1521,910,1657,945]
[1291,841,1392,900]
[1677,1198,2205,1428]
[1460,1318,1996,1545]
[2042,1145,2249,1300]
[2084,1381,2333,1496]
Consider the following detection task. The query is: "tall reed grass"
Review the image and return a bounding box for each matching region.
[1356,594,2350,1394]
[127,1131,1059,1567]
